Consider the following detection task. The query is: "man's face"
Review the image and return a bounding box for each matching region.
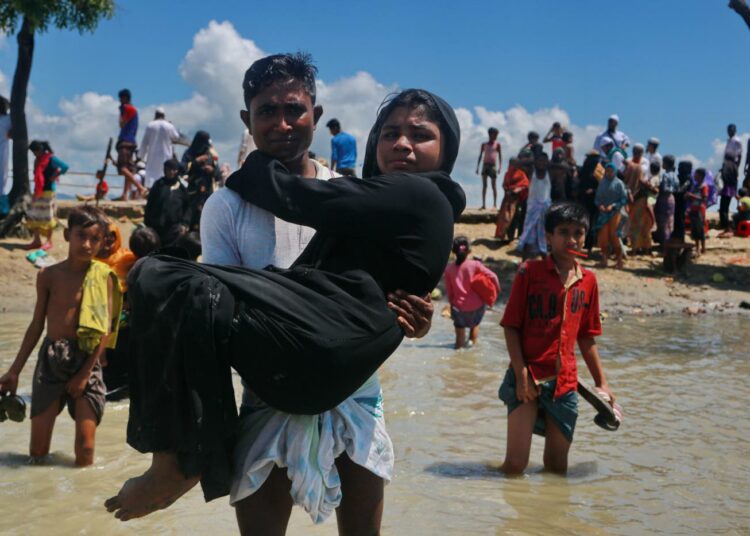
[240,80,321,164]
[646,143,656,153]
[534,157,548,174]
[728,125,736,137]
[607,118,618,131]
[633,147,644,161]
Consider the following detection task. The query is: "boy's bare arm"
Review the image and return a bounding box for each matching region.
[578,336,615,403]
[66,276,113,399]
[476,145,484,172]
[504,326,539,403]
[0,270,50,394]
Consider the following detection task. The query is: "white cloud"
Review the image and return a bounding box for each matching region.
[4,20,745,204]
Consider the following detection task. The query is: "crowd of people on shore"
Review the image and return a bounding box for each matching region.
[483,118,750,268]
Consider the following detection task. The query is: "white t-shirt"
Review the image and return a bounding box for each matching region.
[0,115,11,195]
[527,171,551,203]
[201,159,335,268]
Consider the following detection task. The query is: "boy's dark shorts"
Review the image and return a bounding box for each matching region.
[31,337,106,425]
[116,141,137,174]
[498,367,578,443]
[450,305,486,329]
[481,163,497,179]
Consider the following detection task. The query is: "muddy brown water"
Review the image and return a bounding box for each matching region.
[0,310,748,535]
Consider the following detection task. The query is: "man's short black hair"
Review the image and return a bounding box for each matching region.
[662,154,675,170]
[130,227,161,258]
[118,88,131,101]
[728,123,736,130]
[163,158,181,172]
[738,187,749,197]
[242,52,317,107]
[488,127,499,136]
[528,131,540,141]
[68,205,107,232]
[326,118,341,130]
[649,161,661,175]
[534,151,549,161]
[545,201,590,233]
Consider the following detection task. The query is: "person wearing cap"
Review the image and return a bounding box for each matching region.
[140,107,183,190]
[600,137,626,175]
[644,137,662,167]
[594,114,630,158]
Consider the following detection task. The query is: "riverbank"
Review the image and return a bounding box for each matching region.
[1,204,749,315]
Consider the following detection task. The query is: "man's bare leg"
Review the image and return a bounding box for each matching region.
[335,453,384,536]
[29,399,60,461]
[104,451,200,521]
[234,465,293,536]
[73,398,97,467]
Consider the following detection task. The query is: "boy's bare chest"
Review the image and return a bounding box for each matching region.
[46,273,85,333]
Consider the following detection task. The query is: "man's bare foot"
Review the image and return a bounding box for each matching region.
[104,451,200,521]
[615,259,624,269]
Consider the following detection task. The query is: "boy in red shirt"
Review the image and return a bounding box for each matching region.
[499,202,615,474]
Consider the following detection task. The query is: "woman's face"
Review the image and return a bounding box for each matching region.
[376,105,443,174]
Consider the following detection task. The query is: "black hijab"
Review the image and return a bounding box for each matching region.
[361,89,460,178]
[184,130,211,160]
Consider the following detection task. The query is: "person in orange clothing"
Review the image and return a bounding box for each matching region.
[494,157,529,240]
[96,221,137,293]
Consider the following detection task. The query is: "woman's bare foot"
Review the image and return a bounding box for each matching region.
[104,451,200,521]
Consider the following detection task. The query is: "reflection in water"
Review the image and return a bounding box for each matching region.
[0,310,748,534]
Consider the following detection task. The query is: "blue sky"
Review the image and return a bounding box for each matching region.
[0,0,747,202]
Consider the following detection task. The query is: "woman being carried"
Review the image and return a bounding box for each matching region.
[106,88,465,520]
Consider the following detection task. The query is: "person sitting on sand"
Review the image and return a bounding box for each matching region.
[103,80,465,521]
[593,163,628,269]
[24,141,68,251]
[0,206,120,466]
[444,236,499,349]
[498,201,615,475]
[731,187,750,231]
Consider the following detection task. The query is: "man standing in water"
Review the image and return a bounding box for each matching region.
[106,53,434,535]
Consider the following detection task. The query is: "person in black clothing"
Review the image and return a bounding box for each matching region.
[673,160,693,241]
[143,158,191,245]
[182,131,221,231]
[105,87,465,520]
[579,151,603,251]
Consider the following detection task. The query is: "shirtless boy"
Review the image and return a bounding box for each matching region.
[476,127,502,209]
[0,206,116,466]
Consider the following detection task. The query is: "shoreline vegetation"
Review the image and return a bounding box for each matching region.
[0,201,748,316]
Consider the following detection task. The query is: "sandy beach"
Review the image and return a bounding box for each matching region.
[1,202,749,316]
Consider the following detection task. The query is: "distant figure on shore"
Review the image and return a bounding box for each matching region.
[476,127,502,209]
[495,156,529,240]
[521,131,544,159]
[543,122,566,153]
[114,89,147,201]
[0,206,121,466]
[139,107,182,189]
[720,124,742,234]
[144,158,191,245]
[644,137,662,167]
[24,141,68,251]
[181,131,220,232]
[444,236,499,349]
[594,114,630,158]
[654,155,678,245]
[326,118,357,176]
[593,163,628,269]
[517,152,551,260]
[499,202,615,475]
[687,168,709,256]
[0,96,11,216]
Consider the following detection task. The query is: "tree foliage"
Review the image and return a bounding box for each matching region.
[0,0,115,34]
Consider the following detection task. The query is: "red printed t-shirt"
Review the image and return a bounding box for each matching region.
[500,255,602,398]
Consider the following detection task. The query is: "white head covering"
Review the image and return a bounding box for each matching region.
[155,106,166,115]
[600,136,614,146]
[608,114,620,122]
[647,137,660,146]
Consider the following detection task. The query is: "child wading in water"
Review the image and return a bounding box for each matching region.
[0,206,121,465]
[498,202,615,474]
[444,236,500,349]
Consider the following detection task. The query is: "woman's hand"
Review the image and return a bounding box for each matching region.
[387,291,433,338]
